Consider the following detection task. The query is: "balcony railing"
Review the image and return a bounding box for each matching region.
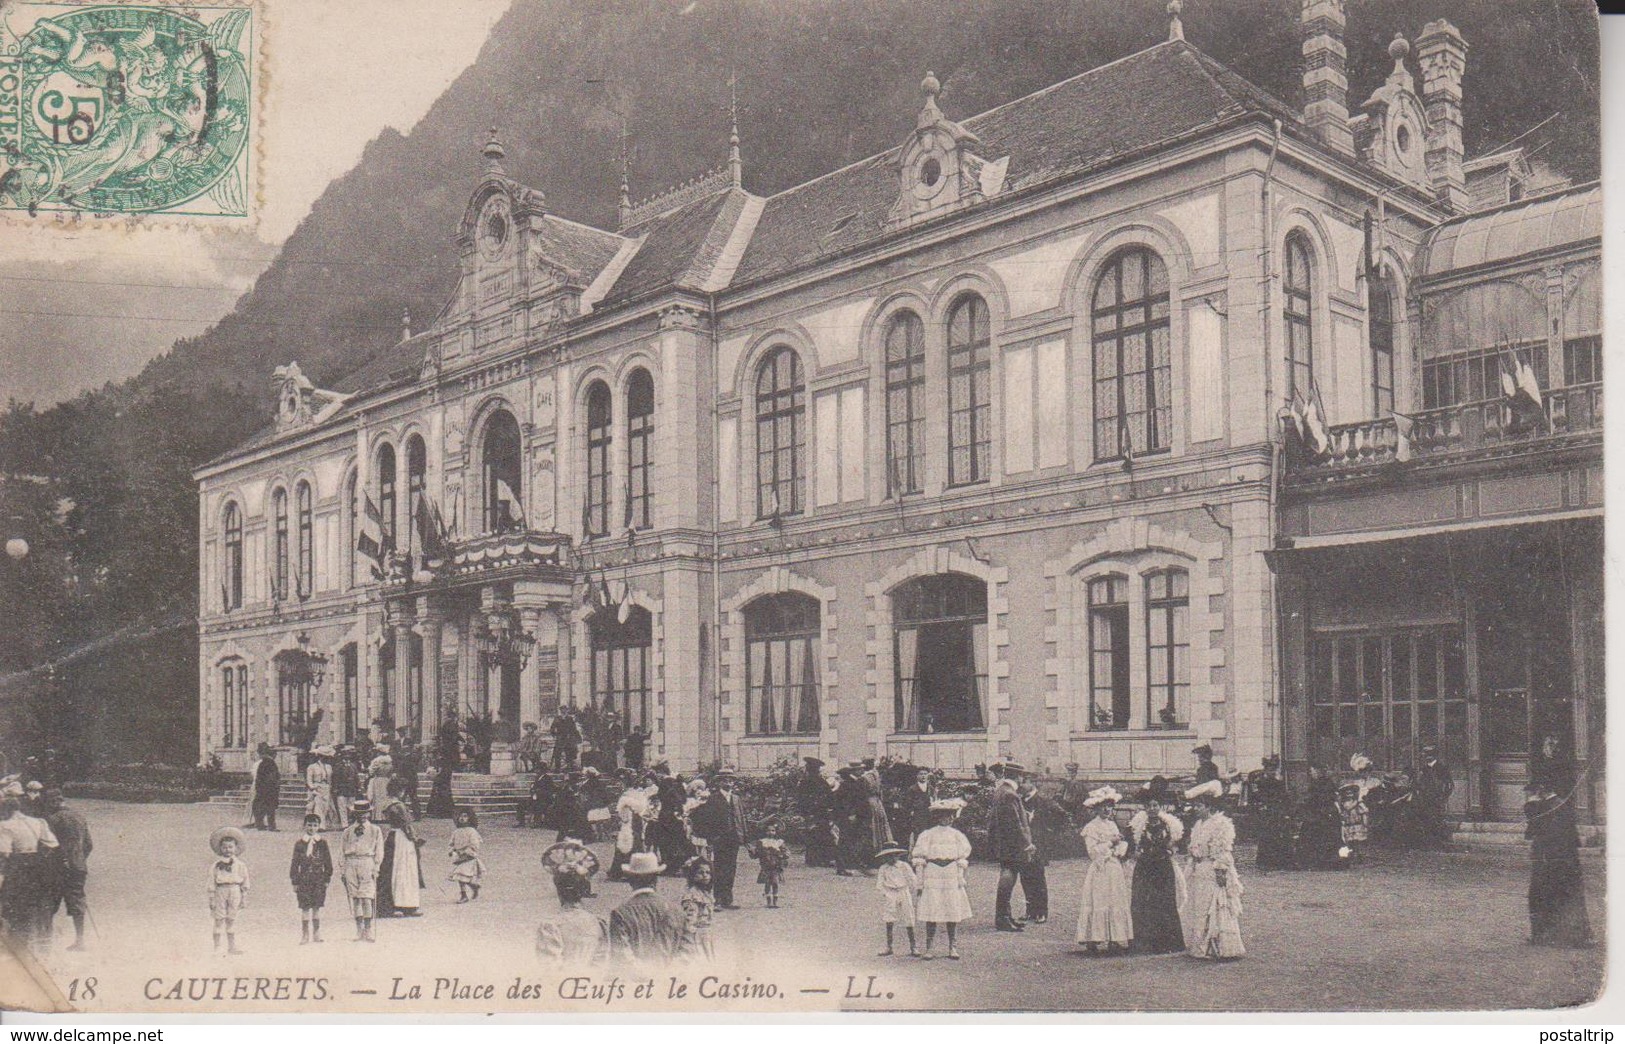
[1289,382,1601,473]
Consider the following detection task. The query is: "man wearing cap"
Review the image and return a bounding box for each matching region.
[392,727,421,818]
[550,707,582,772]
[1192,745,1221,786]
[41,788,91,951]
[1414,745,1454,848]
[689,769,746,909]
[609,851,685,966]
[987,763,1036,931]
[249,742,281,832]
[1019,775,1070,925]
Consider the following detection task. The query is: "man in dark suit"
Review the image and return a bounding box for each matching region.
[1414,744,1455,847]
[550,709,581,771]
[894,768,934,847]
[690,767,746,908]
[249,743,281,831]
[1018,777,1070,923]
[986,762,1035,931]
[392,727,421,817]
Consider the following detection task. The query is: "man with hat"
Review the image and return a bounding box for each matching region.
[609,851,685,966]
[834,762,871,873]
[652,764,692,872]
[795,757,839,870]
[550,707,582,772]
[1192,744,1221,786]
[41,787,91,951]
[1414,744,1454,848]
[392,727,421,818]
[689,767,746,908]
[1019,773,1071,925]
[339,799,384,942]
[890,768,934,850]
[518,722,542,774]
[248,742,281,832]
[987,761,1035,931]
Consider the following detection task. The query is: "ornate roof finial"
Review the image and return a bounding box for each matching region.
[1167,0,1184,42]
[1389,32,1410,68]
[617,111,631,222]
[727,70,742,188]
[482,126,506,172]
[401,306,411,342]
[921,70,940,99]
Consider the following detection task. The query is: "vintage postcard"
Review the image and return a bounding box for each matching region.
[0,0,1604,1017]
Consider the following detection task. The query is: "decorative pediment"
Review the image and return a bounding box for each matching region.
[888,72,1007,228]
[272,362,346,432]
[1354,36,1431,191]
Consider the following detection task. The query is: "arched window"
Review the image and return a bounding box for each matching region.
[295,481,314,599]
[344,470,359,588]
[271,487,290,601]
[376,443,397,553]
[1145,568,1190,728]
[584,382,612,536]
[946,294,992,485]
[626,369,655,531]
[1087,574,1129,730]
[755,347,804,518]
[590,606,652,732]
[220,660,248,748]
[893,573,988,733]
[482,410,523,532]
[406,435,427,557]
[1370,272,1396,416]
[884,311,926,496]
[1284,233,1315,400]
[744,593,822,736]
[222,502,243,610]
[1092,248,1172,460]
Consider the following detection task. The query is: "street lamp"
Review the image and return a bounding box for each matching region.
[294,632,329,689]
[478,606,536,670]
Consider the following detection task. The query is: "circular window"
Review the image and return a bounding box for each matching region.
[485,212,507,246]
[921,156,942,188]
[1395,122,1412,157]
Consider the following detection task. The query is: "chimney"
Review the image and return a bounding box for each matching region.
[1416,19,1469,212]
[1300,0,1354,156]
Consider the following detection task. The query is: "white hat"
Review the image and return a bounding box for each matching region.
[1083,786,1123,807]
[928,797,966,814]
[313,744,336,757]
[1183,779,1225,802]
[1349,753,1372,772]
[626,851,666,875]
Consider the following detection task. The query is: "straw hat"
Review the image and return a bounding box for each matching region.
[312,744,336,758]
[1183,779,1225,803]
[1349,753,1372,772]
[928,797,966,815]
[1083,786,1123,808]
[626,852,666,875]
[210,826,247,856]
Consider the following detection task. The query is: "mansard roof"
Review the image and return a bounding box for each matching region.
[597,185,751,308]
[732,40,1303,289]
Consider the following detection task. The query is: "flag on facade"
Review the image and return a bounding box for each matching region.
[1500,347,1547,431]
[221,581,231,611]
[598,573,614,611]
[765,484,781,519]
[446,485,463,541]
[1117,412,1136,469]
[357,493,386,577]
[495,478,525,530]
[415,496,447,560]
[583,573,603,611]
[615,581,633,625]
[1393,412,1415,463]
[623,488,634,531]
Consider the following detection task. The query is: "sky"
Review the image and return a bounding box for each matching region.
[0,0,513,407]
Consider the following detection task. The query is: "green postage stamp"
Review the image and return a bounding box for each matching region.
[0,1,255,218]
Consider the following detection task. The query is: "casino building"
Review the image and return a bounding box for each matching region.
[194,2,1601,822]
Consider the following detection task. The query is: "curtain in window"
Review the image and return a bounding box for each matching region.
[896,628,919,733]
[969,621,988,730]
[785,638,807,735]
[750,639,773,734]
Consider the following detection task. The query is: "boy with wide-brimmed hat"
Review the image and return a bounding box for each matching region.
[339,799,384,942]
[208,826,250,954]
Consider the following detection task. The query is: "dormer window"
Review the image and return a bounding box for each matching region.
[888,71,1008,228]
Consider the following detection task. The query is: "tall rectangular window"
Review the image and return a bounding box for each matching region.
[1092,248,1172,459]
[585,382,612,536]
[947,295,992,485]
[884,312,926,496]
[1145,569,1189,728]
[296,482,314,599]
[223,503,243,609]
[222,665,237,748]
[626,369,655,530]
[1370,274,1395,416]
[272,488,289,601]
[755,347,805,518]
[745,594,822,736]
[1284,234,1315,400]
[1088,575,1130,730]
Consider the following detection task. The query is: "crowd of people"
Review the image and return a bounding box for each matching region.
[0,775,93,953]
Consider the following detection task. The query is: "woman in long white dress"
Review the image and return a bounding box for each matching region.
[1182,779,1244,959]
[1074,786,1133,954]
[910,798,972,960]
[305,746,338,829]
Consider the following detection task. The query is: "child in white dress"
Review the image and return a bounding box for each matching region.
[874,844,918,957]
[447,808,484,902]
[910,799,972,960]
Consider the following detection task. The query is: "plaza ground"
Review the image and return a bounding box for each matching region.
[27,799,1606,1014]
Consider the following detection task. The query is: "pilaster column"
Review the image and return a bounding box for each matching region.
[519,606,543,726]
[555,605,575,712]
[392,612,414,731]
[417,603,444,743]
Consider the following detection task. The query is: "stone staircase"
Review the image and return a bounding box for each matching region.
[208,772,535,819]
[1450,820,1605,849]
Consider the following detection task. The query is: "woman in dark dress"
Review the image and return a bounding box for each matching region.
[1524,782,1590,947]
[1247,756,1295,870]
[1294,769,1347,870]
[1129,779,1186,953]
